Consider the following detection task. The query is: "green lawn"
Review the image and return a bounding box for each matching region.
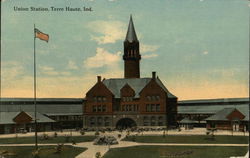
[122,135,249,144]
[103,146,248,158]
[0,136,96,144]
[0,145,86,158]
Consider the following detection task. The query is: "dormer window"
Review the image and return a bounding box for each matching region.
[93,96,107,102]
[146,95,160,101]
[122,96,133,102]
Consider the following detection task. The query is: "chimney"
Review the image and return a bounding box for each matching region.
[152,71,156,79]
[97,76,101,82]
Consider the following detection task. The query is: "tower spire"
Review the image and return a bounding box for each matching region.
[125,15,138,42]
[123,15,141,78]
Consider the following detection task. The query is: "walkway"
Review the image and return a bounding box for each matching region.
[0,129,249,158]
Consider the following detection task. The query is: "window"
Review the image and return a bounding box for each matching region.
[92,105,97,112]
[146,104,151,112]
[152,96,156,101]
[143,116,149,126]
[156,104,160,112]
[93,96,106,102]
[104,117,109,126]
[133,104,136,111]
[98,105,102,112]
[97,117,102,126]
[122,96,133,102]
[125,105,128,111]
[90,117,95,126]
[122,105,126,111]
[104,122,109,126]
[102,105,106,112]
[97,97,102,102]
[128,105,132,111]
[156,96,160,101]
[147,95,160,101]
[158,116,163,126]
[151,104,156,112]
[147,96,151,101]
[103,97,107,102]
[151,116,156,126]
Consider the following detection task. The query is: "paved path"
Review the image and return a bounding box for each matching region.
[0,129,249,158]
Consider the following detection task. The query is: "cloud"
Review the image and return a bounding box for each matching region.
[67,60,78,70]
[140,44,159,58]
[39,65,71,76]
[202,51,208,55]
[87,20,126,44]
[2,61,24,81]
[142,54,158,59]
[140,44,160,53]
[39,66,59,76]
[83,47,121,68]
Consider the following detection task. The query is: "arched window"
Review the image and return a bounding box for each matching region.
[143,116,149,126]
[97,117,102,126]
[151,116,156,126]
[90,117,95,126]
[158,116,163,126]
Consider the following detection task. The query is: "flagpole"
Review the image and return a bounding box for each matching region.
[0,0,2,127]
[34,24,38,150]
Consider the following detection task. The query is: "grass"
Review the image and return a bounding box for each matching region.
[103,146,248,158]
[122,135,249,144]
[0,135,96,144]
[0,145,86,158]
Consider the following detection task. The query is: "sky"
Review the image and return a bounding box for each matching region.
[1,0,249,100]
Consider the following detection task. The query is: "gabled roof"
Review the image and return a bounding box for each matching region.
[102,77,176,98]
[125,15,138,42]
[205,108,248,121]
[0,111,55,125]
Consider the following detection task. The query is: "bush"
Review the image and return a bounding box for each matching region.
[95,131,100,136]
[54,132,58,138]
[118,134,121,139]
[32,149,40,158]
[55,144,64,154]
[80,130,85,135]
[95,152,101,158]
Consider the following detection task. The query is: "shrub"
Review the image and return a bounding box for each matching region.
[118,134,121,139]
[95,131,100,136]
[80,130,85,135]
[95,152,101,158]
[32,149,40,158]
[55,144,64,154]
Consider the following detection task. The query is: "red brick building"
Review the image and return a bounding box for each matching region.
[83,16,178,129]
[206,108,248,131]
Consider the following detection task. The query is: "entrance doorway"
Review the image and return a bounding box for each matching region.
[116,118,136,129]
